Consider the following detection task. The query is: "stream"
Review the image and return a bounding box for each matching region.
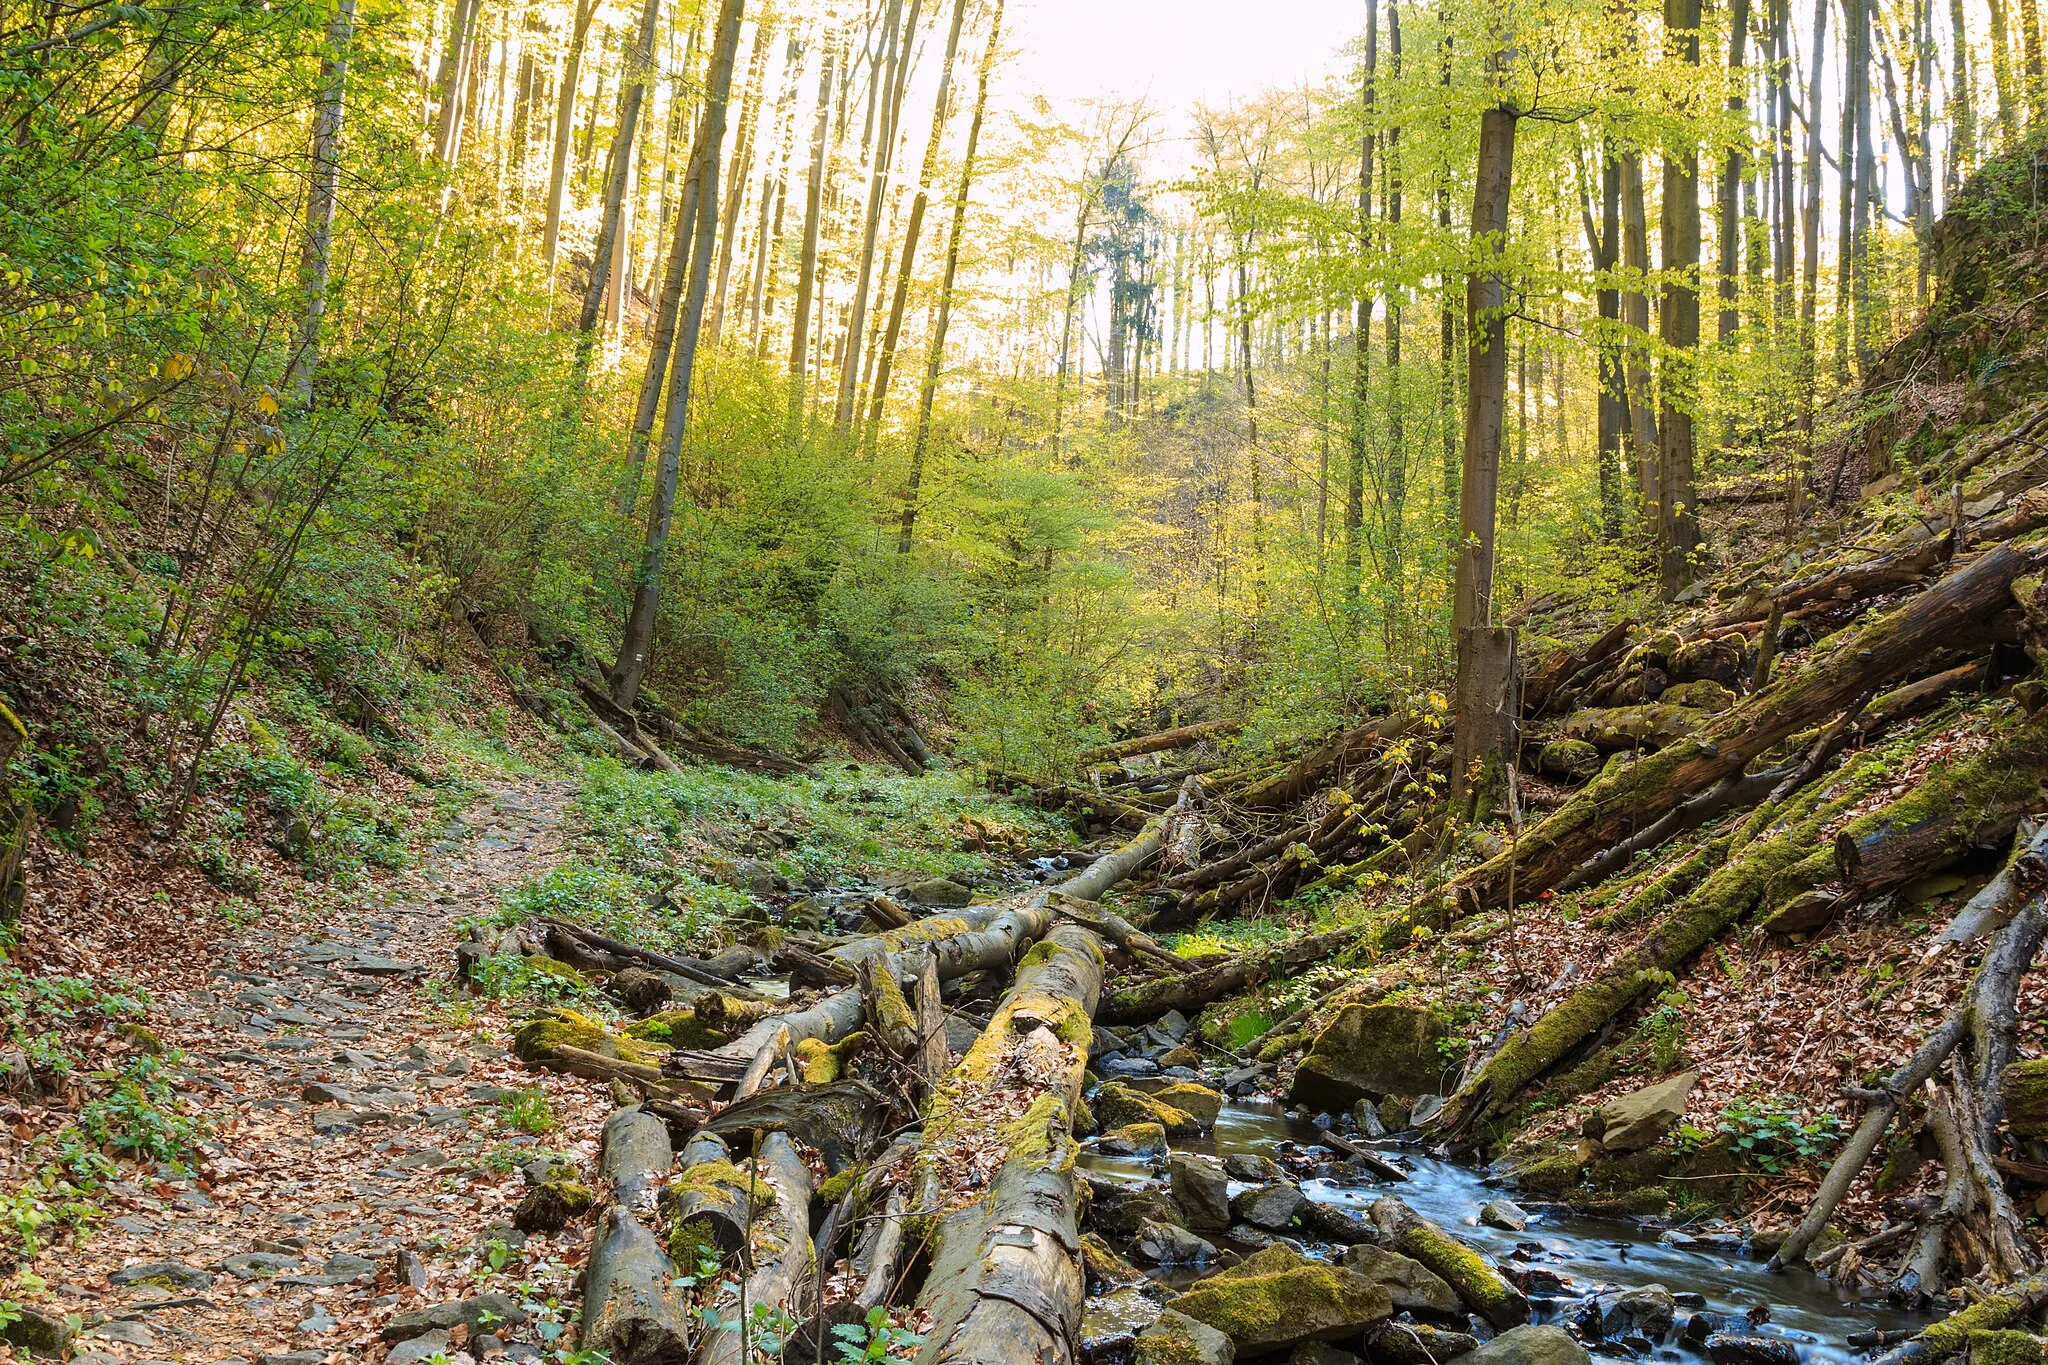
[1079,1101,1929,1365]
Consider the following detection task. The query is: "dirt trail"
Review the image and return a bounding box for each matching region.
[45,777,617,1365]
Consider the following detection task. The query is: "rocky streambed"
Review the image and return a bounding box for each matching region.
[1073,1020,1928,1365]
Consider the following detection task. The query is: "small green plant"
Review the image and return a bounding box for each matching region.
[830,1305,925,1365]
[1636,987,1688,1071]
[1710,1095,1848,1172]
[500,1088,559,1135]
[1223,1009,1273,1048]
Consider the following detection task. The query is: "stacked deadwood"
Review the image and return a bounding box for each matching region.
[489,824,1163,1365]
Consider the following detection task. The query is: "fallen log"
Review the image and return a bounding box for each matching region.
[1234,711,1417,810]
[581,1206,694,1363]
[1370,1196,1527,1329]
[914,923,1105,1365]
[1077,718,1242,765]
[695,1132,816,1365]
[601,1106,674,1210]
[542,917,758,993]
[1934,820,2048,948]
[1098,927,1359,1024]
[1523,620,1633,718]
[1863,1269,2048,1365]
[1450,540,2048,914]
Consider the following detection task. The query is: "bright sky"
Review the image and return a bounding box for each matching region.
[1002,0,1365,149]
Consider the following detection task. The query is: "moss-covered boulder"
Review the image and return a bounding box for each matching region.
[623,1007,730,1050]
[1170,1256,1392,1353]
[1558,704,1708,753]
[1136,1307,1236,1365]
[1340,1244,1460,1317]
[1660,679,1739,712]
[0,1305,73,1360]
[1365,1321,1479,1365]
[1096,1080,1201,1136]
[1100,1122,1169,1156]
[2001,1059,2048,1139]
[1153,1082,1223,1128]
[513,1008,668,1066]
[792,1030,868,1084]
[1668,636,1745,687]
[1460,1326,1591,1365]
[1289,1004,1455,1109]
[1082,1231,1148,1289]
[1536,739,1603,779]
[513,1179,594,1233]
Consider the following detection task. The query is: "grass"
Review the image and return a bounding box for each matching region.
[499,1088,559,1135]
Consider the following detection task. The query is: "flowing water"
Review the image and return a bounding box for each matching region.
[1081,1101,1928,1365]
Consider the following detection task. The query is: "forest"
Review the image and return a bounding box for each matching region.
[3,0,2048,1356]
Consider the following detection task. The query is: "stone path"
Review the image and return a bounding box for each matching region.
[39,778,615,1365]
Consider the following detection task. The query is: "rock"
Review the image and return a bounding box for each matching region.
[1230,1181,1306,1232]
[1759,889,1840,936]
[1100,1123,1169,1157]
[1096,1080,1201,1136]
[386,1331,453,1365]
[1222,1065,1266,1095]
[1459,1327,1589,1365]
[394,1247,428,1289]
[1169,1256,1393,1353]
[1585,1072,1700,1153]
[902,877,973,907]
[1085,1285,1166,1362]
[1133,1218,1219,1265]
[1222,1153,1282,1182]
[513,1179,595,1233]
[1135,1308,1235,1365]
[1661,680,1738,712]
[1669,635,1745,686]
[1170,1153,1232,1229]
[1288,1004,1455,1110]
[381,1293,527,1342]
[2003,1058,2048,1139]
[275,1252,377,1287]
[1379,1097,1410,1130]
[1601,1285,1677,1341]
[1478,1199,1528,1232]
[1086,1183,1186,1236]
[1352,1099,1387,1139]
[1339,1245,1460,1316]
[108,1262,213,1289]
[1364,1321,1479,1365]
[1160,1046,1202,1068]
[1703,1335,1801,1365]
[1,1306,74,1359]
[1081,1232,1148,1289]
[1156,1010,1192,1042]
[1535,739,1603,780]
[310,1108,361,1135]
[1300,1202,1379,1245]
[1153,1082,1224,1128]
[1103,1055,1163,1080]
[257,1354,328,1365]
[1410,1094,1444,1127]
[1290,1344,1363,1365]
[220,1252,299,1279]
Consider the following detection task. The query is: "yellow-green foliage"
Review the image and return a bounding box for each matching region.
[624,1007,731,1049]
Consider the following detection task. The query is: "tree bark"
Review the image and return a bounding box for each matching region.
[1658,0,1703,598]
[543,0,599,267]
[833,0,915,433]
[610,0,746,709]
[286,0,357,407]
[787,37,836,434]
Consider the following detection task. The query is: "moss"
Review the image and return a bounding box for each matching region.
[669,1216,722,1267]
[513,1179,594,1233]
[1170,1263,1392,1350]
[793,1030,868,1084]
[1509,1150,1585,1196]
[625,1007,731,1050]
[1389,1216,1525,1328]
[1094,1081,1199,1136]
[1081,1231,1146,1288]
[2003,1058,2048,1138]
[1150,1082,1222,1128]
[1967,1331,2047,1365]
[1915,1287,2048,1364]
[816,1164,867,1206]
[1537,739,1603,779]
[513,1008,668,1065]
[1101,1121,1167,1154]
[876,916,973,949]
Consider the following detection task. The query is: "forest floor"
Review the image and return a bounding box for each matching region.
[25,777,625,1365]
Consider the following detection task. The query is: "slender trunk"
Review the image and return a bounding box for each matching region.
[1345,0,1378,613]
[707,19,772,348]
[749,33,805,350]
[1834,0,1857,381]
[1719,0,1749,344]
[864,0,970,451]
[566,0,664,408]
[899,0,1004,554]
[788,40,837,433]
[1948,0,1972,185]
[433,0,481,163]
[1988,0,2019,140]
[1384,0,1406,642]
[286,0,358,407]
[1450,91,1518,816]
[610,0,746,709]
[1052,194,1092,462]
[1593,143,1625,540]
[1795,0,1825,521]
[2024,0,2046,120]
[543,0,598,266]
[1660,0,1703,598]
[834,0,914,433]
[1851,0,1876,377]
[1621,151,1658,513]
[1239,253,1264,609]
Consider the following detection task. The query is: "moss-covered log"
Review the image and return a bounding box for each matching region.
[1077,718,1242,765]
[1865,1270,2048,1365]
[581,1206,695,1364]
[1448,539,2048,914]
[694,1132,816,1365]
[914,924,1106,1365]
[1098,926,1360,1024]
[1234,711,1419,810]
[1369,1196,1527,1329]
[1832,727,2048,892]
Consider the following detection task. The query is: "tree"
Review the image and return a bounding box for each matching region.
[1658,0,1703,598]
[286,0,358,407]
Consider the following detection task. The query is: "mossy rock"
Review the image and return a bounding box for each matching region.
[1536,740,1603,780]
[1152,1082,1223,1129]
[1968,1330,2047,1365]
[1288,1003,1455,1110]
[2002,1058,2048,1139]
[1082,1231,1148,1289]
[0,1306,73,1359]
[1668,635,1745,686]
[792,1030,869,1085]
[512,1008,668,1066]
[1557,704,1708,753]
[513,1179,594,1233]
[1135,1307,1236,1365]
[1096,1081,1201,1136]
[1100,1122,1169,1156]
[1507,1150,1585,1197]
[1170,1260,1392,1352]
[1660,679,1738,712]
[624,1008,730,1050]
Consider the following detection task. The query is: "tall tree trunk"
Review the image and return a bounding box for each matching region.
[610,0,746,709]
[707,19,772,348]
[1450,86,1518,819]
[1719,0,1749,344]
[1659,0,1704,598]
[2024,0,2046,120]
[433,0,481,163]
[833,0,913,433]
[1834,0,1858,381]
[286,0,358,407]
[1851,0,1876,377]
[1592,142,1625,540]
[1620,151,1658,514]
[1345,0,1379,613]
[788,38,837,433]
[1238,252,1264,609]
[543,0,599,266]
[1052,192,1092,462]
[1947,0,1973,187]
[748,32,806,351]
[1988,0,2020,139]
[864,0,970,452]
[1795,0,1826,522]
[1383,0,1407,644]
[566,0,664,409]
[899,0,1004,553]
